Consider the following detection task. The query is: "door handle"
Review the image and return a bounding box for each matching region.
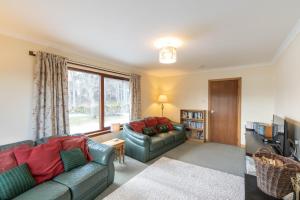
[211,110,215,114]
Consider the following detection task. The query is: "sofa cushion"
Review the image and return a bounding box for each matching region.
[14,142,64,184]
[49,136,92,161]
[168,130,186,141]
[60,148,87,171]
[156,117,174,130]
[0,151,18,173]
[150,137,164,152]
[0,144,31,173]
[13,181,70,200]
[142,127,157,136]
[144,117,158,127]
[129,121,146,133]
[157,133,175,145]
[157,124,169,133]
[53,162,108,200]
[0,164,36,200]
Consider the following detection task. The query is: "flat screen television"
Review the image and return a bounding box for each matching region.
[272,115,295,157]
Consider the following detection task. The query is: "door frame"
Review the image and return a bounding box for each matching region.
[208,77,242,146]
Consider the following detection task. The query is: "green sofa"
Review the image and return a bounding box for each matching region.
[122,121,186,162]
[0,137,115,200]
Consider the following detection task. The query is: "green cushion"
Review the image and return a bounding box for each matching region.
[60,148,87,172]
[157,124,168,133]
[0,164,36,200]
[142,127,157,136]
[13,181,70,200]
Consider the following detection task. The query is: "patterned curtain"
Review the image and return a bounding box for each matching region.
[129,74,141,120]
[32,52,70,139]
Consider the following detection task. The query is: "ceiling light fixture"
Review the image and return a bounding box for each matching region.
[154,37,182,64]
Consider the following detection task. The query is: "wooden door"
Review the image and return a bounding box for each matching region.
[208,78,241,146]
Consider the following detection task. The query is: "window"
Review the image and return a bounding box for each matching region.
[104,77,130,127]
[68,68,130,134]
[68,70,100,134]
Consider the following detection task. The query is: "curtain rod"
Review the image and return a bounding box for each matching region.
[29,51,131,77]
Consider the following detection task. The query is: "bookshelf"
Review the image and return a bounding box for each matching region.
[180,109,207,143]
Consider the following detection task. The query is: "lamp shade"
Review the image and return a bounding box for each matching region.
[158,95,168,103]
[111,123,121,133]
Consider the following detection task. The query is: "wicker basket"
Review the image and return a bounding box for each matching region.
[253,148,300,198]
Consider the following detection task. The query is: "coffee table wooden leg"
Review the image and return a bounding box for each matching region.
[119,147,121,163]
[114,149,118,161]
[122,145,125,163]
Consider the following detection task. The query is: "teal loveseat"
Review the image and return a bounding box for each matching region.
[122,121,186,162]
[0,136,115,200]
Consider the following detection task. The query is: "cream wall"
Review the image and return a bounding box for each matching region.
[157,66,275,144]
[2,31,298,146]
[141,74,161,118]
[274,33,300,121]
[0,34,157,145]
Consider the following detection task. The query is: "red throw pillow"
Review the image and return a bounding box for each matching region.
[0,144,31,173]
[14,142,64,184]
[156,117,174,131]
[156,117,169,124]
[167,123,174,131]
[61,137,92,161]
[0,151,17,173]
[129,121,146,133]
[48,136,92,161]
[144,117,158,127]
[47,136,81,143]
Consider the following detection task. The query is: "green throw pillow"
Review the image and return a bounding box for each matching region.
[60,148,87,171]
[0,164,36,199]
[157,124,169,133]
[143,127,157,136]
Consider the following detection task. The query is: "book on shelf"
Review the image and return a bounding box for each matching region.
[190,130,204,140]
[181,111,205,120]
[181,109,206,142]
[183,121,204,129]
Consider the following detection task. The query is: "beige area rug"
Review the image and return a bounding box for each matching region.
[104,157,244,200]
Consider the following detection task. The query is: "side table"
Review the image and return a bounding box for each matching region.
[102,138,125,163]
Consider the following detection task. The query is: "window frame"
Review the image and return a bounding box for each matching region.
[68,66,130,135]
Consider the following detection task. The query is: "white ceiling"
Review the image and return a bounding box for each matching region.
[0,0,300,76]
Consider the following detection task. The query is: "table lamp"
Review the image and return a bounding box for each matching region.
[111,123,121,133]
[158,95,168,116]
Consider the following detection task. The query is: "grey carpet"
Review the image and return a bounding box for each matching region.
[96,141,245,199]
[103,157,244,200]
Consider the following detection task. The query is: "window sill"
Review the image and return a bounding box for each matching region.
[85,129,111,138]
[85,127,123,138]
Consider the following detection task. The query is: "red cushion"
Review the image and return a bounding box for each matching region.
[48,136,92,161]
[14,142,64,184]
[167,123,174,131]
[0,151,17,173]
[0,144,31,173]
[156,117,170,124]
[144,117,158,127]
[129,121,146,133]
[62,137,92,161]
[156,117,174,131]
[47,136,81,143]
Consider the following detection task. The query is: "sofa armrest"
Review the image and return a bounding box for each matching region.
[123,125,150,147]
[172,122,185,132]
[87,139,115,166]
